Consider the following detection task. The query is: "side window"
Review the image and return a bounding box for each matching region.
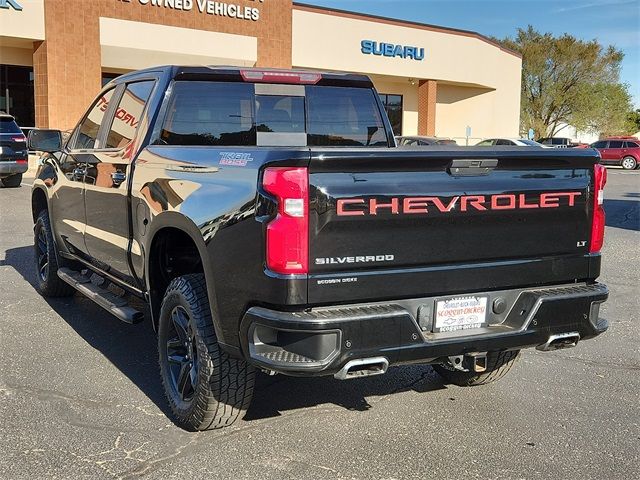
[476,140,493,146]
[609,140,623,148]
[592,141,608,148]
[71,89,116,150]
[623,141,639,148]
[496,139,512,146]
[104,81,155,149]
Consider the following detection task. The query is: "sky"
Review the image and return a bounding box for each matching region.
[304,0,640,108]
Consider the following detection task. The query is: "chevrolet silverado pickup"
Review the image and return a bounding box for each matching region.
[28,66,609,431]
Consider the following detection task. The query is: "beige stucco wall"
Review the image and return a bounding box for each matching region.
[435,84,511,141]
[0,0,44,67]
[292,8,522,139]
[0,0,45,42]
[99,18,258,71]
[0,45,33,66]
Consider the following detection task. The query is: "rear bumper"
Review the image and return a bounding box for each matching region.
[240,283,609,376]
[0,161,28,176]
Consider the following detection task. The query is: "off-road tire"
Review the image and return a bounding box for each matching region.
[34,210,76,297]
[158,274,255,431]
[433,350,520,386]
[1,173,22,188]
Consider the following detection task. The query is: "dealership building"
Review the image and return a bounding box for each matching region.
[0,0,522,141]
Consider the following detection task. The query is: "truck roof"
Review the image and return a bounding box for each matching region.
[111,65,374,88]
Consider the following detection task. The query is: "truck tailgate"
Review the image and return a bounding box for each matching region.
[308,147,600,303]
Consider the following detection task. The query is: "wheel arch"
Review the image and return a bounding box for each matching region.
[31,187,49,222]
[144,213,225,343]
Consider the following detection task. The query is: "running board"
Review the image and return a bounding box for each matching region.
[57,268,144,324]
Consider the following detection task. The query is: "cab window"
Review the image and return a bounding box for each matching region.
[71,88,116,150]
[104,81,155,149]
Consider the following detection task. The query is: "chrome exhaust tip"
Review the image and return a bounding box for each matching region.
[334,357,389,380]
[536,332,580,352]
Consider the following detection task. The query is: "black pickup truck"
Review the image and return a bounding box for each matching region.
[28,66,609,431]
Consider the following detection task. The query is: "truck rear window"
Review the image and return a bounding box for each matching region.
[158,81,388,147]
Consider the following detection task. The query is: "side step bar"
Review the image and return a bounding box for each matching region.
[57,268,144,324]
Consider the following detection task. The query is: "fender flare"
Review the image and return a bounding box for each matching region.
[143,212,227,345]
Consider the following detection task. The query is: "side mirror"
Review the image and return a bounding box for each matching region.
[28,129,63,153]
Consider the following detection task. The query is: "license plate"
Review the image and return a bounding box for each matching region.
[434,296,488,333]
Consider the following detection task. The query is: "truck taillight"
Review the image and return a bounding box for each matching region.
[590,163,607,253]
[262,167,309,274]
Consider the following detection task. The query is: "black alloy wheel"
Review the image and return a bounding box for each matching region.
[165,305,199,402]
[36,224,49,283]
[33,210,75,297]
[158,274,255,431]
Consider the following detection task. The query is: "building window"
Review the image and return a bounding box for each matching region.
[102,72,121,87]
[379,94,403,135]
[0,65,35,127]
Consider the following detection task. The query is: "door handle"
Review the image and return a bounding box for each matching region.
[111,171,126,186]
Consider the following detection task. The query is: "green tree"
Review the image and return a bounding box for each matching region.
[626,109,640,134]
[499,26,632,138]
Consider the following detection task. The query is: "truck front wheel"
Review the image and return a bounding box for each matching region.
[34,210,76,297]
[433,350,520,386]
[158,274,255,431]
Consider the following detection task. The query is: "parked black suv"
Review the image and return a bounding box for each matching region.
[0,113,28,187]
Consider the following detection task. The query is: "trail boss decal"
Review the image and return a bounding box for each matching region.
[336,192,582,216]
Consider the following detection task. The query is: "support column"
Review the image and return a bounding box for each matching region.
[418,79,437,136]
[33,41,49,128]
[32,0,102,130]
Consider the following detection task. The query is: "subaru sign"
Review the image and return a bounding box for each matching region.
[361,40,424,61]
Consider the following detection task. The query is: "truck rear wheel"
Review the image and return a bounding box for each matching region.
[158,273,255,431]
[433,350,520,386]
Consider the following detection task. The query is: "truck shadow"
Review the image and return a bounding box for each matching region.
[2,245,447,425]
[604,198,640,231]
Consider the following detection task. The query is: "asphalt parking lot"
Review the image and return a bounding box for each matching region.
[1,169,638,480]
